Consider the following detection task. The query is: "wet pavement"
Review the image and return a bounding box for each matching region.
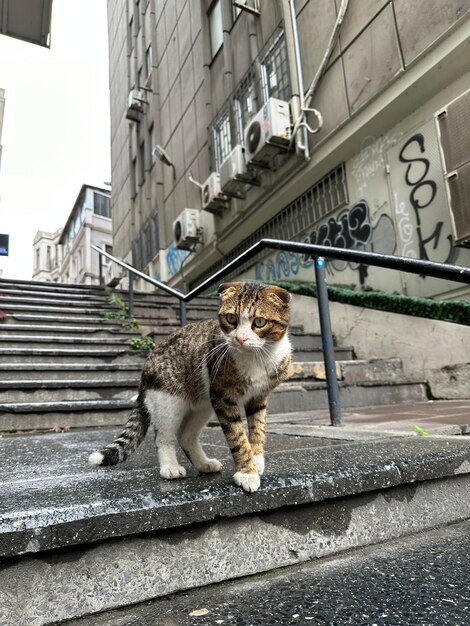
[1,400,470,557]
[60,519,470,626]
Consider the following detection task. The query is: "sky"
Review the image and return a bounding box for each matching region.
[0,0,111,280]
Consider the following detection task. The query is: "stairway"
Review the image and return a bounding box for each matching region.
[0,277,428,432]
[1,278,468,625]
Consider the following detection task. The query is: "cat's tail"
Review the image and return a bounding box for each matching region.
[88,393,150,466]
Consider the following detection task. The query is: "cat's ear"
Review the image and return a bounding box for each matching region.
[265,285,291,306]
[218,282,242,298]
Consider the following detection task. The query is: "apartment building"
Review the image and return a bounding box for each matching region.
[33,185,113,285]
[107,0,470,299]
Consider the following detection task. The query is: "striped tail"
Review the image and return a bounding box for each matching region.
[88,394,150,466]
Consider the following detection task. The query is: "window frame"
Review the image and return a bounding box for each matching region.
[208,0,223,59]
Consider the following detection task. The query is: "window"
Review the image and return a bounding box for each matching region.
[131,157,137,198]
[208,0,223,58]
[93,193,111,218]
[134,0,141,34]
[148,123,156,166]
[139,140,146,184]
[260,33,290,102]
[145,44,153,79]
[137,66,143,88]
[212,105,232,170]
[232,1,242,21]
[132,212,159,270]
[233,71,256,143]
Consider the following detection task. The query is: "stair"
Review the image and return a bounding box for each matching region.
[0,278,468,625]
[0,277,429,432]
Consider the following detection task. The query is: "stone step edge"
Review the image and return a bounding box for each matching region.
[1,433,469,561]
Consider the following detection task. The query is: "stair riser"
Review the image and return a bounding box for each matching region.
[269,382,428,414]
[0,386,137,403]
[0,303,120,317]
[293,349,354,362]
[0,338,134,349]
[0,353,144,365]
[0,409,133,431]
[0,370,141,381]
[0,326,139,337]
[3,315,130,329]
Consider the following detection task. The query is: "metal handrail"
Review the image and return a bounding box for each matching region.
[92,241,470,428]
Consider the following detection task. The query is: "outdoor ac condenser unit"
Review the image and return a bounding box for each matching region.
[201,172,227,213]
[436,88,470,248]
[244,97,291,167]
[172,209,201,250]
[219,145,258,196]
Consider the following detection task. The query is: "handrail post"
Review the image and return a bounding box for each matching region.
[98,251,104,286]
[128,271,134,319]
[179,300,187,327]
[314,256,343,427]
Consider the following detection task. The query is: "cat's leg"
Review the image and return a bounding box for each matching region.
[245,396,268,476]
[145,389,187,479]
[210,389,259,493]
[178,409,222,474]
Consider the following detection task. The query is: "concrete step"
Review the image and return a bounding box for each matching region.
[2,312,133,328]
[0,334,136,349]
[0,277,108,296]
[271,379,428,414]
[0,293,118,309]
[0,286,110,304]
[0,399,134,430]
[0,379,139,403]
[0,362,142,381]
[1,423,469,624]
[0,347,145,364]
[0,302,121,317]
[0,323,140,337]
[293,347,354,361]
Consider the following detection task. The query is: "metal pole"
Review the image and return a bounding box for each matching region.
[128,271,134,319]
[179,299,187,327]
[98,252,104,286]
[314,256,343,427]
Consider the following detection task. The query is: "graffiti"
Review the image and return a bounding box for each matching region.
[166,242,190,278]
[398,133,454,264]
[309,201,372,251]
[255,238,314,282]
[253,202,396,282]
[393,192,417,258]
[351,131,403,196]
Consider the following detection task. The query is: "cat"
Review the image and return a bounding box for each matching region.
[88,281,292,492]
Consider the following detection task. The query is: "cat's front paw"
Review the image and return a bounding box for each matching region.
[233,471,260,493]
[160,465,187,479]
[253,453,265,475]
[198,458,222,473]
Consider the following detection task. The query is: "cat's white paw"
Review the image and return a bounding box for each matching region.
[198,458,222,473]
[233,471,260,493]
[253,453,265,475]
[160,465,187,479]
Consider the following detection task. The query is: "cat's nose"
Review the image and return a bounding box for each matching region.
[236,335,248,345]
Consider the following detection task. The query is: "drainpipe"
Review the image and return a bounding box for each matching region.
[281,0,309,160]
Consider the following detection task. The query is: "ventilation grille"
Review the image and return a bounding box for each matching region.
[436,88,470,247]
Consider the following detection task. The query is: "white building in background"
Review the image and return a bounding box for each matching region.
[32,228,62,282]
[33,184,113,285]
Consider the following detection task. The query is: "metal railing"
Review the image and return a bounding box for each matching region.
[92,241,470,428]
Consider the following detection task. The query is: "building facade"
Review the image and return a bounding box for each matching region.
[107,0,470,299]
[33,185,113,285]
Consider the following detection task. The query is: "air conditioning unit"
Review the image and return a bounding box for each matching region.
[126,89,147,122]
[220,145,258,196]
[244,97,291,167]
[201,172,227,213]
[436,88,470,248]
[172,209,201,250]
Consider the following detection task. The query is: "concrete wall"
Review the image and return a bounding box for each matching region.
[290,294,470,399]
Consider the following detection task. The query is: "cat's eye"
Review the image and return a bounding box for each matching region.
[225,313,237,325]
[253,317,267,328]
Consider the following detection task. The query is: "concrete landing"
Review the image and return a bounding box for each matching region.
[1,414,470,558]
[1,402,470,625]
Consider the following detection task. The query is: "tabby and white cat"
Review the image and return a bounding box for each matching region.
[88,282,292,492]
